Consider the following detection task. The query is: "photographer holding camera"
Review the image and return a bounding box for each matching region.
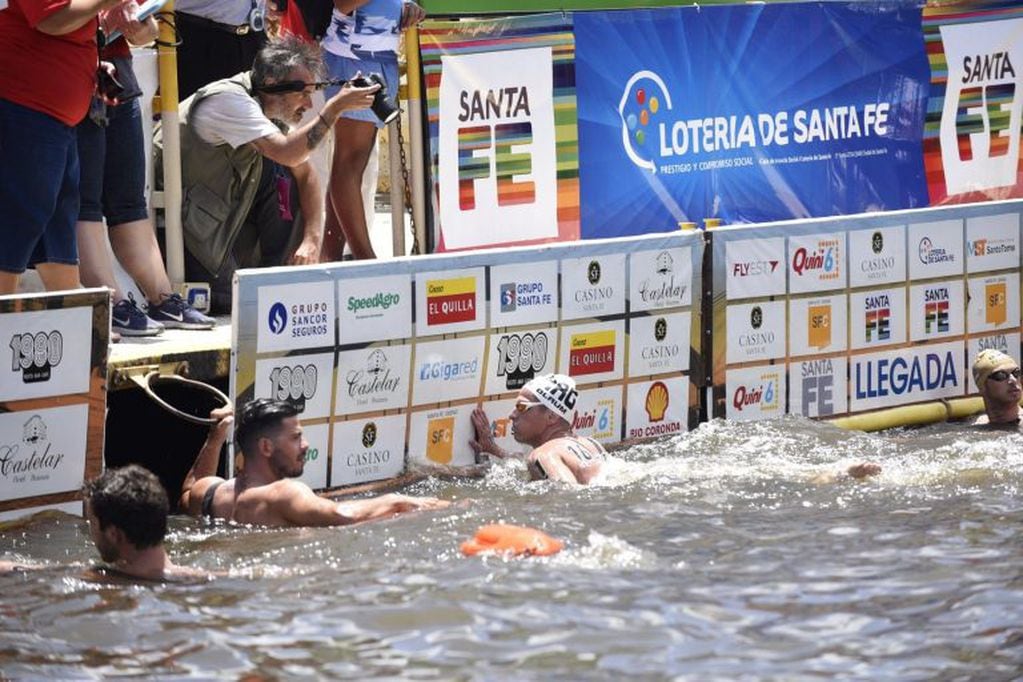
[156,34,379,313]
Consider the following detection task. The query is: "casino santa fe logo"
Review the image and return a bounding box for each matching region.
[568,329,616,376]
[426,276,476,326]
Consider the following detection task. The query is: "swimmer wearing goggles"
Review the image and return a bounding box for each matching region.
[971,349,1022,426]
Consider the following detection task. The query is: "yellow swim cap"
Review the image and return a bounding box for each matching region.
[972,349,1018,387]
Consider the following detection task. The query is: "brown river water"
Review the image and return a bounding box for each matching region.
[1,416,1021,679]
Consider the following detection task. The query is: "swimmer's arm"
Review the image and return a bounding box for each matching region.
[529,447,579,484]
[280,486,449,526]
[178,408,233,514]
[810,461,882,484]
[468,407,516,461]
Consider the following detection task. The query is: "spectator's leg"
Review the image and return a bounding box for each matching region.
[76,221,123,299]
[32,109,82,293]
[109,221,173,302]
[75,104,122,299]
[328,118,378,259]
[322,191,346,262]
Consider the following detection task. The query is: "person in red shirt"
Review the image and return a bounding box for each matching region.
[0,0,127,295]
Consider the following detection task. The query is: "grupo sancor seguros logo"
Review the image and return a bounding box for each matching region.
[619,71,673,173]
[268,303,288,335]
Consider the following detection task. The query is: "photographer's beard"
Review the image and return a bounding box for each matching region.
[259,93,306,129]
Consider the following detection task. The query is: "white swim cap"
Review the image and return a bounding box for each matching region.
[522,373,578,420]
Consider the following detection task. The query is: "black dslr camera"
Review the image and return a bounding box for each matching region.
[349,73,399,125]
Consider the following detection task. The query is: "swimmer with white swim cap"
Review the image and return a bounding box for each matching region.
[470,374,606,484]
[971,349,1022,426]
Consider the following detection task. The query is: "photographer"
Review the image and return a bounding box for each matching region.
[0,0,128,296]
[156,34,378,313]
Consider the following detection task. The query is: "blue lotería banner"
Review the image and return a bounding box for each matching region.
[575,3,931,238]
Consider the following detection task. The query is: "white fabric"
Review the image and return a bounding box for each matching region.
[524,374,578,420]
[175,0,264,26]
[191,88,280,149]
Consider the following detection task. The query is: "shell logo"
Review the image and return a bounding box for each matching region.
[644,381,669,422]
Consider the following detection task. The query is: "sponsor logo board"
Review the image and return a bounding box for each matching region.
[789,294,847,357]
[338,274,411,344]
[625,377,688,440]
[412,336,485,405]
[257,281,335,353]
[850,340,965,412]
[725,237,786,300]
[0,307,92,402]
[909,280,964,341]
[254,352,334,420]
[848,226,906,287]
[628,312,690,376]
[850,287,907,349]
[417,268,486,334]
[572,385,622,443]
[295,422,328,490]
[725,301,786,363]
[489,261,558,327]
[558,320,625,383]
[483,328,556,396]
[0,405,88,500]
[408,404,477,467]
[967,272,1020,333]
[967,332,1021,393]
[789,356,848,418]
[629,247,692,312]
[788,232,846,293]
[908,220,964,280]
[725,366,785,421]
[331,415,406,486]
[966,212,1020,273]
[560,254,627,320]
[335,344,412,415]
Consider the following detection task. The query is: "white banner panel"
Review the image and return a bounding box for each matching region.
[0,307,92,401]
[629,247,692,312]
[560,254,627,320]
[558,319,626,384]
[628,312,690,376]
[848,225,906,287]
[412,336,485,405]
[966,213,1020,274]
[296,422,328,490]
[788,294,848,357]
[415,267,486,335]
[483,327,557,396]
[338,274,412,345]
[572,385,623,443]
[331,416,407,486]
[967,332,1022,393]
[966,272,1020,334]
[850,340,965,412]
[788,231,847,293]
[335,344,412,415]
[257,281,335,353]
[725,366,785,421]
[849,287,908,349]
[625,377,688,440]
[489,261,559,327]
[254,352,335,420]
[908,220,964,280]
[437,47,559,250]
[0,405,88,501]
[789,357,849,418]
[408,404,477,467]
[725,237,786,299]
[909,280,965,342]
[726,301,786,363]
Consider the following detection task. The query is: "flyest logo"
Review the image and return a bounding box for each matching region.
[426,277,476,326]
[569,330,616,376]
[0,415,65,484]
[268,300,329,338]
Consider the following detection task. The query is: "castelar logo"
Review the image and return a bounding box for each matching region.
[644,381,669,422]
[495,332,549,389]
[426,277,476,325]
[569,330,616,376]
[864,293,891,342]
[924,286,951,334]
[986,281,1007,325]
[426,416,454,463]
[10,330,63,384]
[361,422,377,448]
[346,349,400,404]
[0,415,65,483]
[638,251,687,306]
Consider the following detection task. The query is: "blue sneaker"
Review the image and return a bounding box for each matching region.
[148,293,216,330]
[112,295,165,337]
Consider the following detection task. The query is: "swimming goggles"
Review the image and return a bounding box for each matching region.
[988,367,1022,382]
[513,400,544,413]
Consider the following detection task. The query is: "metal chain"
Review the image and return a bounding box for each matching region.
[395,113,420,255]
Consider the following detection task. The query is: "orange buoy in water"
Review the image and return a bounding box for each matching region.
[461,524,564,558]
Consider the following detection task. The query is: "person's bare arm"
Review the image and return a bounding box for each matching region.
[287,161,322,265]
[528,445,578,483]
[36,0,124,35]
[179,407,233,514]
[250,83,379,168]
[399,1,425,29]
[468,407,515,460]
[278,483,449,527]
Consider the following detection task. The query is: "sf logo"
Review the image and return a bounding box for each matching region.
[955,82,1015,162]
[457,122,535,210]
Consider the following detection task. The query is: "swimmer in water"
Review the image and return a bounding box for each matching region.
[179,399,450,527]
[971,349,1022,427]
[469,374,606,484]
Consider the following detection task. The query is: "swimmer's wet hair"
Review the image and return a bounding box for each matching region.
[83,464,168,549]
[235,398,301,457]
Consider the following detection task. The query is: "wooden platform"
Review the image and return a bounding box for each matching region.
[107,315,232,390]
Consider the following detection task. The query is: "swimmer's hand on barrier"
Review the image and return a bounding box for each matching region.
[468,407,510,461]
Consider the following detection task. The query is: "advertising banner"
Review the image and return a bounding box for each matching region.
[575,3,930,238]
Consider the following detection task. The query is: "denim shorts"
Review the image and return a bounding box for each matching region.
[0,98,80,271]
[76,97,149,227]
[322,51,399,129]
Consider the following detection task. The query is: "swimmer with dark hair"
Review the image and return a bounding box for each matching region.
[469,374,606,485]
[971,349,1022,426]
